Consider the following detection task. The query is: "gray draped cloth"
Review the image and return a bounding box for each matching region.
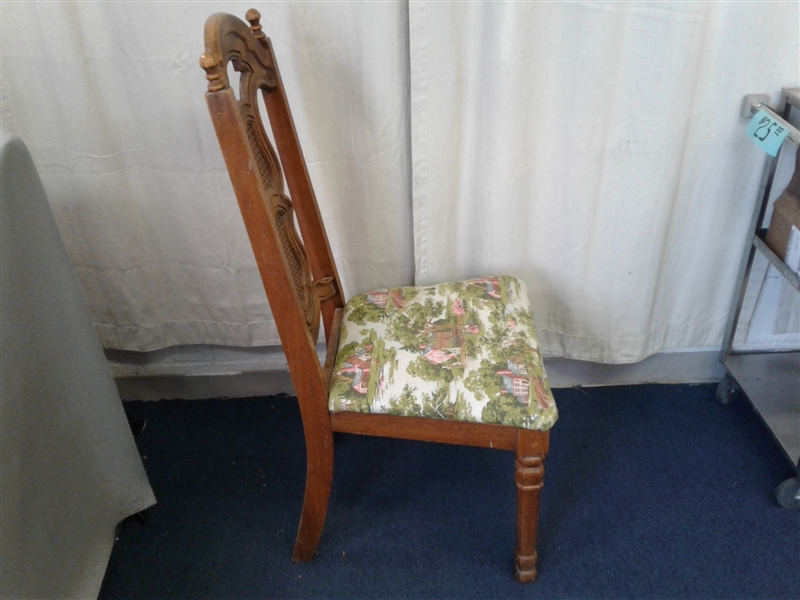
[1,134,156,599]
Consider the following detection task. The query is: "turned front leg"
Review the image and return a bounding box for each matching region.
[515,454,544,581]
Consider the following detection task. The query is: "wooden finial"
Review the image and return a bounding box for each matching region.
[199,52,227,92]
[245,9,266,44]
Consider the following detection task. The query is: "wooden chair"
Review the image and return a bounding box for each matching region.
[200,10,558,582]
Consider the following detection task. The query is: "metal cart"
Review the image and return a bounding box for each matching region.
[718,88,800,510]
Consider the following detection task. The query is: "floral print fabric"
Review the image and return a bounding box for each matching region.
[328,276,557,431]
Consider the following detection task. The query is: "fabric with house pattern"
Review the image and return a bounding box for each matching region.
[328,276,557,431]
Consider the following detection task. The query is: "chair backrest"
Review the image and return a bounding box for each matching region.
[200,10,344,414]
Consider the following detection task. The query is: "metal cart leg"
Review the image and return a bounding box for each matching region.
[715,374,741,405]
[775,477,800,510]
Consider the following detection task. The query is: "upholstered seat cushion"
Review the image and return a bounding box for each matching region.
[328,276,557,431]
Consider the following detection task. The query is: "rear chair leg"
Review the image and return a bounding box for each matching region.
[514,452,545,582]
[291,445,334,562]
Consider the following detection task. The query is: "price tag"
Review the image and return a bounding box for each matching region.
[746,109,789,157]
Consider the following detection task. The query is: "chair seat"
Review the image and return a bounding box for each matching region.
[329,276,558,431]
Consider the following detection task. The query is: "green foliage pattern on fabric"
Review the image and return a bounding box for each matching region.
[328,276,557,431]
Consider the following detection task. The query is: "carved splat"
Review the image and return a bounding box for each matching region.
[201,9,334,337]
[272,193,319,335]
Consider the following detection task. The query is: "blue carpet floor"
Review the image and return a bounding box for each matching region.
[99,384,799,599]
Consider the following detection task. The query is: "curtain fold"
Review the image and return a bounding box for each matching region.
[2,1,798,362]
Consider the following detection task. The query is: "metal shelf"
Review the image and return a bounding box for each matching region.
[720,88,800,509]
[724,352,800,464]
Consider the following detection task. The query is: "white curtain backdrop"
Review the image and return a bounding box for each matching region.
[409,1,799,363]
[1,1,414,351]
[2,1,798,363]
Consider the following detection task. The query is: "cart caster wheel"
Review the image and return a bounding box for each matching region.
[715,375,740,405]
[775,477,800,510]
